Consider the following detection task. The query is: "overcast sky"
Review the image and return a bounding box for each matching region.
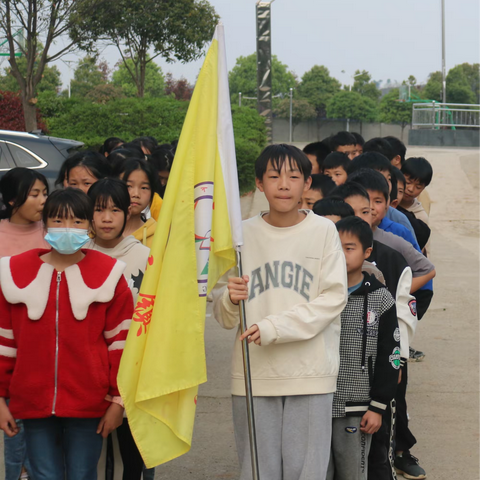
[27,0,480,90]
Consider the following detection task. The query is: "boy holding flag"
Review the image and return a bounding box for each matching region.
[214,144,348,479]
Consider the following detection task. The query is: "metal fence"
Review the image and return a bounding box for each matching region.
[412,102,480,129]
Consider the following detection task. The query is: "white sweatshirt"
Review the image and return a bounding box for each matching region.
[213,211,348,397]
[85,236,150,304]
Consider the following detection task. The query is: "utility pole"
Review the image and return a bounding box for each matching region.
[289,88,293,142]
[256,1,275,143]
[441,0,446,103]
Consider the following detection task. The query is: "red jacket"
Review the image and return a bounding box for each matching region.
[0,249,134,419]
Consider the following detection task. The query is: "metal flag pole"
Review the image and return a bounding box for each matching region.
[236,248,260,480]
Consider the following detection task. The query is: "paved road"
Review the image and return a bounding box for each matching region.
[0,147,477,480]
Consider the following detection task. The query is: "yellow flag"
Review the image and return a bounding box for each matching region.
[117,24,243,468]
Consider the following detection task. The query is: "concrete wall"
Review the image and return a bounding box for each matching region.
[409,129,480,147]
[272,118,412,144]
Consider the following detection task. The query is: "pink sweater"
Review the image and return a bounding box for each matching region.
[0,220,49,258]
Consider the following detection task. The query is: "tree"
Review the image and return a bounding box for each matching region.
[112,58,164,98]
[165,73,194,100]
[454,63,480,103]
[421,71,442,102]
[326,90,377,129]
[228,53,297,106]
[0,90,46,131]
[378,88,412,140]
[446,64,477,104]
[71,0,218,97]
[407,75,417,86]
[0,0,93,130]
[296,65,341,117]
[85,84,124,104]
[351,70,381,102]
[274,98,316,141]
[0,58,62,94]
[70,56,108,98]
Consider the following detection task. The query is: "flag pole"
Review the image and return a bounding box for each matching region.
[236,248,260,480]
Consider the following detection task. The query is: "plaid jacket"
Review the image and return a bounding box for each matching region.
[332,273,400,418]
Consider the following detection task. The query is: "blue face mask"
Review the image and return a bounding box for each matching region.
[44,228,90,255]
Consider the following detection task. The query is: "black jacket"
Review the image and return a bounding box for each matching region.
[332,273,400,418]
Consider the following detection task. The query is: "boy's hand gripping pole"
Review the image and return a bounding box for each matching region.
[236,249,260,480]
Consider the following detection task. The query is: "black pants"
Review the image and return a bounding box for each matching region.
[368,400,397,480]
[105,419,145,480]
[395,363,417,453]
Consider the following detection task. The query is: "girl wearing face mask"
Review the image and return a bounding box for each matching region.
[86,179,154,480]
[0,188,134,480]
[118,159,159,248]
[0,167,50,258]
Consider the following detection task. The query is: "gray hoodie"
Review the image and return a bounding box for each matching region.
[85,236,150,304]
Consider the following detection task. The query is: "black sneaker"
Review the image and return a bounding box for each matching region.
[394,452,427,479]
[408,347,425,362]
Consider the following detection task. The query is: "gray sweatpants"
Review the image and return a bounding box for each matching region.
[232,394,333,480]
[326,417,372,480]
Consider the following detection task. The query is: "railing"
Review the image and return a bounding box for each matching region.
[412,102,480,129]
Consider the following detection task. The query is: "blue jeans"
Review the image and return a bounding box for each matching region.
[23,417,103,480]
[4,419,32,480]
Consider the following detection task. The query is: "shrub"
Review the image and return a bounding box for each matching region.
[0,90,46,132]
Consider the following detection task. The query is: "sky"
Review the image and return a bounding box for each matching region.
[5,0,479,91]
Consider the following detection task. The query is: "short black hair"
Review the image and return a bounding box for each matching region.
[312,197,354,219]
[384,136,406,164]
[149,145,174,173]
[323,152,350,171]
[303,141,331,171]
[329,181,370,202]
[108,149,144,177]
[119,158,160,203]
[0,167,49,220]
[131,136,158,155]
[363,137,395,161]
[346,152,393,176]
[56,151,112,187]
[348,169,390,203]
[401,157,433,186]
[351,132,365,146]
[43,188,93,224]
[255,144,312,181]
[310,174,336,198]
[88,178,131,237]
[329,131,356,150]
[336,216,373,252]
[392,166,406,188]
[99,137,124,156]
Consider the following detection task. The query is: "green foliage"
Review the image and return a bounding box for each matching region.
[446,64,477,104]
[327,91,377,122]
[40,97,266,193]
[274,97,316,140]
[378,89,412,126]
[45,97,189,149]
[0,59,62,95]
[422,71,442,102]
[228,54,297,106]
[296,65,341,116]
[231,106,267,193]
[70,56,108,98]
[112,59,165,97]
[351,70,381,102]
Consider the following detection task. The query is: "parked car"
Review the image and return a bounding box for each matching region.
[0,130,84,192]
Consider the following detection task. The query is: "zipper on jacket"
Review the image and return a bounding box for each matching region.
[52,271,61,415]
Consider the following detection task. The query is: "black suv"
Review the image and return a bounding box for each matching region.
[0,130,84,190]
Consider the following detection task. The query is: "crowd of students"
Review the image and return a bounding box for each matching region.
[214,133,435,480]
[0,130,434,480]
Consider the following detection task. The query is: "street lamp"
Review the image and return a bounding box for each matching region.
[441,0,446,103]
[289,87,293,142]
